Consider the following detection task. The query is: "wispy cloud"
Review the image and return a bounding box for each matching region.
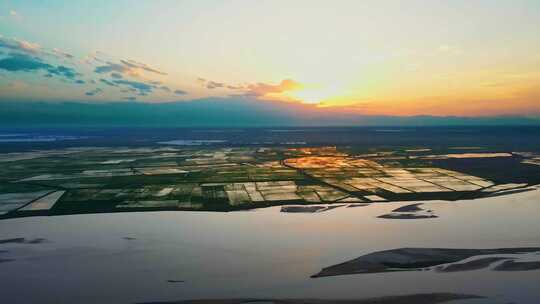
[94,59,166,78]
[0,36,77,62]
[198,78,241,90]
[0,37,40,55]
[85,88,103,96]
[95,62,134,75]
[91,76,188,99]
[197,77,302,98]
[120,59,166,75]
[52,48,74,59]
[244,79,303,97]
[112,79,154,96]
[197,77,303,101]
[206,81,224,89]
[110,72,122,79]
[99,78,117,87]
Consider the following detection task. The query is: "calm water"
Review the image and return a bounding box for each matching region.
[1,187,539,303]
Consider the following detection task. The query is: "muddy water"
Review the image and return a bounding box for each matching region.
[1,187,539,304]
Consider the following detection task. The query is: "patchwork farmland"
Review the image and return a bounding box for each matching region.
[1,145,539,219]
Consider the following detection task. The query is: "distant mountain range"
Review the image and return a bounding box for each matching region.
[1,99,539,127]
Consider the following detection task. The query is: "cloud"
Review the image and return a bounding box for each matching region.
[95,62,130,74]
[120,59,166,75]
[110,72,122,79]
[85,88,103,96]
[52,48,74,59]
[0,37,78,62]
[98,78,183,97]
[0,36,84,84]
[99,78,117,87]
[197,77,302,100]
[0,53,81,80]
[49,65,80,79]
[0,35,182,100]
[206,81,224,89]
[0,37,41,55]
[95,76,187,97]
[94,59,166,78]
[0,53,50,71]
[82,52,105,64]
[112,79,154,95]
[197,77,227,90]
[197,78,233,89]
[245,79,303,96]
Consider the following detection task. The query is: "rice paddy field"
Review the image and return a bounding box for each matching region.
[1,141,540,219]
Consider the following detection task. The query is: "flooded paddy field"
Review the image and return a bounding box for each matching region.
[1,142,540,218]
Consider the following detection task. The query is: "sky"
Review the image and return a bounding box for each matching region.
[1,0,540,119]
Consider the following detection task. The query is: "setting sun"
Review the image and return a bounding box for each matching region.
[285,83,349,105]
